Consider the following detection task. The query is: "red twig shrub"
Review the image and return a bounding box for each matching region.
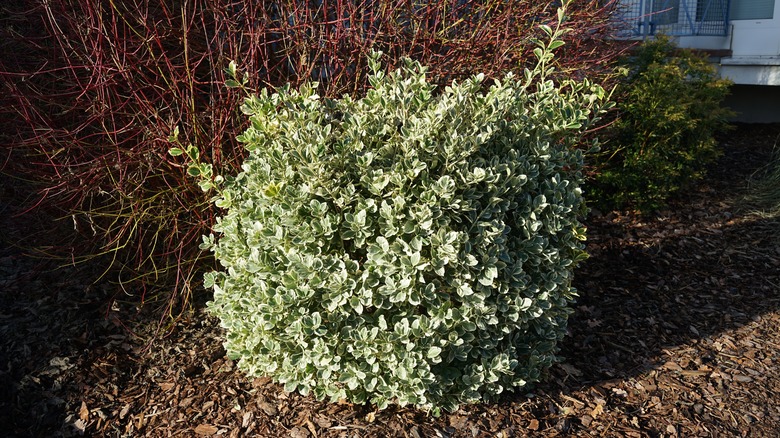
[0,0,625,323]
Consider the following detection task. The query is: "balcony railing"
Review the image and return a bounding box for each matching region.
[617,0,731,37]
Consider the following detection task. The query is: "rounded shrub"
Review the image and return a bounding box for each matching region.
[198,26,607,413]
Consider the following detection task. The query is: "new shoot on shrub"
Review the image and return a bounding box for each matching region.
[178,2,609,414]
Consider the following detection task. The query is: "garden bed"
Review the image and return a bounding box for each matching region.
[1,124,779,437]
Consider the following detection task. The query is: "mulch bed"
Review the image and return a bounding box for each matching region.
[2,124,779,437]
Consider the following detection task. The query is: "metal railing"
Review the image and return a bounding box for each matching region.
[617,0,731,37]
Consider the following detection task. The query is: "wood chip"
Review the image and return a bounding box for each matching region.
[194,424,219,436]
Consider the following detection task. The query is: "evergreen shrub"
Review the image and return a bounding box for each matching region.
[193,20,608,413]
[592,36,733,211]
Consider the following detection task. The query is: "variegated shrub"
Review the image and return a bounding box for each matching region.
[198,19,607,413]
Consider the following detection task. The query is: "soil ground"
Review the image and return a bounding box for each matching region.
[1,124,779,437]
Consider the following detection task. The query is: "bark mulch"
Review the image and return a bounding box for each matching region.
[1,124,779,437]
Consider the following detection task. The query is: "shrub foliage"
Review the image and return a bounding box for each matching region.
[0,0,622,318]
[592,36,733,211]
[198,20,608,412]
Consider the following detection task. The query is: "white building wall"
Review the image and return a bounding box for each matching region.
[619,0,780,120]
[623,0,780,86]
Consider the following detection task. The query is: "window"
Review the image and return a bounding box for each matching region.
[652,0,680,25]
[696,0,730,21]
[730,0,775,20]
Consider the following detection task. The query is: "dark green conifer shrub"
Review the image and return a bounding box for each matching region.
[592,36,733,211]
[190,14,608,412]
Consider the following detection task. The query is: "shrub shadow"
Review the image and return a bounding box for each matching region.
[546,123,780,392]
[0,176,123,437]
[562,209,780,384]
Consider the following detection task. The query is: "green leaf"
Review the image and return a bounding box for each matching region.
[349,296,364,314]
[168,125,180,143]
[186,144,199,161]
[198,180,213,192]
[549,40,565,51]
[284,381,298,393]
[227,60,237,78]
[215,197,231,208]
[199,163,213,178]
[478,265,498,286]
[168,147,184,157]
[264,183,280,197]
[203,272,215,288]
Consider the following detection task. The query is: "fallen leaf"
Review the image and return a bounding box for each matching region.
[313,416,332,429]
[449,415,468,429]
[289,426,310,438]
[560,363,583,377]
[79,401,89,422]
[252,376,272,388]
[159,382,175,391]
[72,419,86,433]
[257,399,278,416]
[528,419,539,430]
[194,424,219,436]
[305,418,318,437]
[290,426,311,438]
[242,411,253,428]
[590,403,604,418]
[612,387,628,397]
[119,404,130,420]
